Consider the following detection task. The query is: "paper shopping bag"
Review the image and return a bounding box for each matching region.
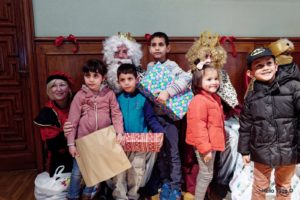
[75,126,131,187]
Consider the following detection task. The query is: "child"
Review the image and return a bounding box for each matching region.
[66,59,124,200]
[112,63,164,200]
[238,47,300,200]
[186,65,226,200]
[147,32,192,200]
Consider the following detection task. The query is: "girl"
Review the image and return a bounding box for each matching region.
[186,65,226,200]
[66,59,124,200]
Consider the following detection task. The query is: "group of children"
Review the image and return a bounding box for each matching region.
[63,31,300,200]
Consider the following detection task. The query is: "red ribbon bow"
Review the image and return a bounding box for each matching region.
[219,36,237,57]
[144,33,151,46]
[54,34,79,53]
[54,36,65,47]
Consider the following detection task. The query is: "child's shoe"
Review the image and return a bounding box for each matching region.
[183,192,194,200]
[168,189,181,200]
[159,183,171,200]
[150,194,160,200]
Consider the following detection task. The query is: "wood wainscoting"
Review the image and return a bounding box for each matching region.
[35,36,300,107]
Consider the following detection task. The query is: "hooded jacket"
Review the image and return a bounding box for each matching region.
[67,85,123,145]
[238,69,300,167]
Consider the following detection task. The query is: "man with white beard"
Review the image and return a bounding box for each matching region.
[102,33,143,93]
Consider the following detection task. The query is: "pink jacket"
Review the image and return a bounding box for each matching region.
[67,85,124,144]
[186,90,225,154]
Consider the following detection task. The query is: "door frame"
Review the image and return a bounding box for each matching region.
[21,0,43,171]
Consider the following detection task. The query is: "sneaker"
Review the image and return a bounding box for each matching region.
[169,189,181,200]
[183,192,194,200]
[160,183,171,200]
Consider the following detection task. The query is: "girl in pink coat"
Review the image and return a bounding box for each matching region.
[186,64,225,200]
[67,59,124,200]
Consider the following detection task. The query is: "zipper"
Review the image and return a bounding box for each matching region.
[94,96,98,131]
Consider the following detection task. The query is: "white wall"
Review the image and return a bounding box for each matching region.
[32,0,300,37]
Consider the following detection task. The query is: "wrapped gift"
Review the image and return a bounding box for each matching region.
[123,133,164,152]
[139,63,193,121]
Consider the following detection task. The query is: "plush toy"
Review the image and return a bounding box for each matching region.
[269,38,295,66]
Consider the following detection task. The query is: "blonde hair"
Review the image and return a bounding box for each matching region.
[46,79,72,101]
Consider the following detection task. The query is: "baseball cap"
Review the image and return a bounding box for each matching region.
[247,47,275,68]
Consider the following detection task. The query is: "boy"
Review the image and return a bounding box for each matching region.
[238,47,300,200]
[147,32,192,200]
[112,63,164,200]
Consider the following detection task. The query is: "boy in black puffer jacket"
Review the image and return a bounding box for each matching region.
[238,47,300,200]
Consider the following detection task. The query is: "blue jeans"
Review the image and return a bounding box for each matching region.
[67,159,95,199]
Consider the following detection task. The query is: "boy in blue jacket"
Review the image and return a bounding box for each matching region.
[112,63,164,200]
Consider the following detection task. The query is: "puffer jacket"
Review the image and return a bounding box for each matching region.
[67,84,124,145]
[238,70,300,167]
[186,90,226,154]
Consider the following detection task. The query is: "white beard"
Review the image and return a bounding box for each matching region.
[106,59,132,93]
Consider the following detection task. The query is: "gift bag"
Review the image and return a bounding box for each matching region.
[139,63,193,121]
[123,133,164,152]
[34,165,71,200]
[75,125,131,187]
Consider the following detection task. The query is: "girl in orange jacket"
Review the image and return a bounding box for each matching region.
[186,64,226,200]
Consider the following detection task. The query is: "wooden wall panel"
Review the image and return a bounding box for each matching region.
[35,37,300,107]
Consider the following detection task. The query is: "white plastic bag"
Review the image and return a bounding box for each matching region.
[34,165,71,200]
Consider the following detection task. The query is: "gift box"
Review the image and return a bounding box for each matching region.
[123,133,164,152]
[139,63,193,121]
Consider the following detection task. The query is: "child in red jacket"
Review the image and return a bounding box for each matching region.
[186,64,226,200]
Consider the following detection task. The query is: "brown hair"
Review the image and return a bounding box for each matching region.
[191,65,219,95]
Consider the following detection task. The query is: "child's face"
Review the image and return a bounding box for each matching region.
[84,72,104,92]
[118,73,137,93]
[114,44,129,59]
[247,56,278,84]
[149,37,170,62]
[202,68,220,94]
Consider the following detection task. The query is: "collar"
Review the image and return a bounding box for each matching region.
[199,90,220,102]
[154,59,168,65]
[123,89,139,97]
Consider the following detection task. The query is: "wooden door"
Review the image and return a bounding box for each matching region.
[0,0,40,170]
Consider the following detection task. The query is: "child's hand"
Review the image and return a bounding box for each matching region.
[116,133,125,146]
[69,146,79,157]
[203,152,212,163]
[242,155,251,165]
[63,121,73,137]
[156,90,169,103]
